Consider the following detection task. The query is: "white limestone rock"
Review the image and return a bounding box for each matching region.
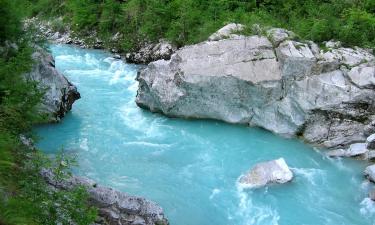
[238,158,293,188]
[266,28,295,46]
[276,40,316,79]
[208,23,245,41]
[346,143,368,157]
[348,64,375,88]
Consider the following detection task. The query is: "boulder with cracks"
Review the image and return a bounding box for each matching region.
[23,46,80,122]
[136,24,375,149]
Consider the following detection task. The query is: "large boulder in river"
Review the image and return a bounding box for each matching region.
[24,47,80,122]
[136,25,375,148]
[238,158,293,188]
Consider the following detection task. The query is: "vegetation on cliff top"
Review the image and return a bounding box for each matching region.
[0,0,96,224]
[30,0,375,50]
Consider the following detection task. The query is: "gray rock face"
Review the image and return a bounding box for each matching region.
[136,25,375,148]
[41,169,168,225]
[364,165,375,182]
[238,158,293,188]
[266,28,295,47]
[125,40,177,64]
[24,47,80,122]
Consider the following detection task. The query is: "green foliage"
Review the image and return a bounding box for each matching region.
[0,1,97,224]
[66,0,101,31]
[0,0,22,44]
[0,149,97,225]
[29,0,374,49]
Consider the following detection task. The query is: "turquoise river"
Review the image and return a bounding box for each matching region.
[35,44,375,225]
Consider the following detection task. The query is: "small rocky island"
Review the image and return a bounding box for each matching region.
[238,158,293,189]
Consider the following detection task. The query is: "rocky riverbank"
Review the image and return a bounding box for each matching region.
[41,169,168,225]
[27,47,169,225]
[25,17,176,64]
[24,46,80,122]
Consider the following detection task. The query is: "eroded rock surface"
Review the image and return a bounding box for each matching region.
[136,24,375,148]
[125,40,176,64]
[208,23,245,41]
[41,169,168,225]
[24,47,80,122]
[238,158,293,188]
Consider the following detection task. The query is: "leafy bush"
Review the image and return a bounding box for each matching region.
[33,0,374,49]
[0,1,98,224]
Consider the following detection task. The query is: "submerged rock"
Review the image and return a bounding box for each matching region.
[24,47,80,122]
[136,24,375,149]
[326,149,347,158]
[41,169,169,225]
[238,158,293,188]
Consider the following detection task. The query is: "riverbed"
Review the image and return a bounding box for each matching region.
[35,44,375,225]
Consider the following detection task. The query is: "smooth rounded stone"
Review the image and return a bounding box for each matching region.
[346,143,368,157]
[208,23,245,41]
[113,54,121,59]
[238,158,293,188]
[364,164,375,182]
[23,47,80,122]
[326,149,347,158]
[367,134,375,150]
